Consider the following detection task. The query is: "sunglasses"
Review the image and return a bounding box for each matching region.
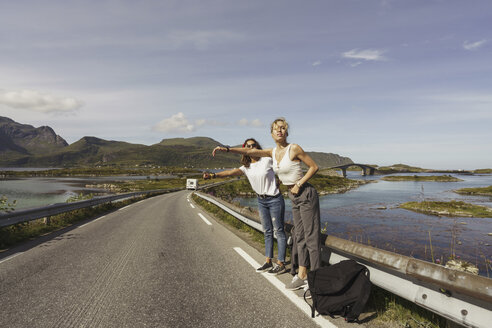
[246,143,257,148]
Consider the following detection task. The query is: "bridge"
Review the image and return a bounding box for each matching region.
[329,163,377,177]
[1,186,490,327]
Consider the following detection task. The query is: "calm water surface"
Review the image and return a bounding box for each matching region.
[235,172,492,276]
[0,175,174,210]
[2,171,491,276]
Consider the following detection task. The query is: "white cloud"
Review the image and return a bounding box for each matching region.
[153,112,195,133]
[0,89,83,113]
[342,49,387,61]
[195,119,206,127]
[239,118,263,127]
[463,39,487,51]
[152,113,228,133]
[312,60,321,67]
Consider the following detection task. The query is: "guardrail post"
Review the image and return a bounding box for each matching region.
[43,216,51,225]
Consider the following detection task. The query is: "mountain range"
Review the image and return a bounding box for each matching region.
[0,116,353,168]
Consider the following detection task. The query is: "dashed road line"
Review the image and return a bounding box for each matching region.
[198,213,212,225]
[233,247,338,328]
[190,203,195,209]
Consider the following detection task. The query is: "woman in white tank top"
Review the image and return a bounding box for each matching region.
[206,138,287,275]
[213,118,321,292]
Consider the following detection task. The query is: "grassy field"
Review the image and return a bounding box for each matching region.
[382,175,463,182]
[204,174,371,200]
[400,200,492,218]
[454,185,492,197]
[0,166,198,177]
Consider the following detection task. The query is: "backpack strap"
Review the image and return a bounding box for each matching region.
[305,270,317,318]
[304,289,316,318]
[347,267,372,322]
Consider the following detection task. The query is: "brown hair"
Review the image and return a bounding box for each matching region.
[241,138,262,168]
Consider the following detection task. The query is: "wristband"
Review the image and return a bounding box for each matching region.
[296,181,302,188]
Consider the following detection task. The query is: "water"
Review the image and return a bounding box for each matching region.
[0,174,175,210]
[235,172,492,276]
[2,170,491,275]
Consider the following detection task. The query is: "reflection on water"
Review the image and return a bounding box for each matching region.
[0,174,173,210]
[235,172,492,277]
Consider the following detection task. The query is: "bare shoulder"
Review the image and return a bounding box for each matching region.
[290,143,305,154]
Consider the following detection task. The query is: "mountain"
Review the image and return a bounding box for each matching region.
[158,137,221,148]
[307,151,353,168]
[0,117,353,168]
[0,116,68,154]
[0,116,68,165]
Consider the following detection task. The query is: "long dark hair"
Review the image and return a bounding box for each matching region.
[241,138,262,168]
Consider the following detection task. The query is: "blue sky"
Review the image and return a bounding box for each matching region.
[0,0,491,170]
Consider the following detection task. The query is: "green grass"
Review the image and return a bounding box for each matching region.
[204,174,369,200]
[454,185,492,197]
[400,200,492,218]
[0,195,152,249]
[473,168,492,174]
[0,166,198,177]
[367,285,447,327]
[382,175,463,182]
[192,193,265,243]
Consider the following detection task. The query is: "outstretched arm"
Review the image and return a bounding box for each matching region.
[289,144,319,195]
[212,146,272,158]
[203,168,243,180]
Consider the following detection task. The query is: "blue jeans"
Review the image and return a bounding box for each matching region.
[257,193,286,263]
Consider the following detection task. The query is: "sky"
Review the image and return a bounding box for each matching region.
[0,0,491,170]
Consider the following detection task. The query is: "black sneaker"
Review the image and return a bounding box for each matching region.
[267,264,286,275]
[256,262,273,272]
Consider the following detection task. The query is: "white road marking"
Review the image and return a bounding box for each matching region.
[233,247,338,328]
[190,204,195,209]
[79,215,107,228]
[198,213,212,225]
[0,252,23,265]
[118,205,132,211]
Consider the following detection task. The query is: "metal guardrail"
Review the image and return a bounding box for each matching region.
[0,178,233,228]
[193,191,492,328]
[0,188,182,228]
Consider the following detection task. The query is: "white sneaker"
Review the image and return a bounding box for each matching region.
[286,274,307,290]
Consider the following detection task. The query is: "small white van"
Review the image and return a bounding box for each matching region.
[186,179,198,190]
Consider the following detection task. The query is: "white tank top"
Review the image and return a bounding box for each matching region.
[272,144,303,185]
[239,157,279,196]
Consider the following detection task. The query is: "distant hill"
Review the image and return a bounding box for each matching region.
[0,117,353,168]
[0,116,67,154]
[307,151,353,168]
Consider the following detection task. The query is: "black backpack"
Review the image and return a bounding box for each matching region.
[306,259,371,322]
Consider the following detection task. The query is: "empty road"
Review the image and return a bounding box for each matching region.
[0,190,341,328]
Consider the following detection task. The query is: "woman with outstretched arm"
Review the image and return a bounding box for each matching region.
[213,118,321,291]
[206,138,287,275]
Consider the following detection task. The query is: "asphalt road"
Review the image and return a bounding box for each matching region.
[0,190,338,328]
